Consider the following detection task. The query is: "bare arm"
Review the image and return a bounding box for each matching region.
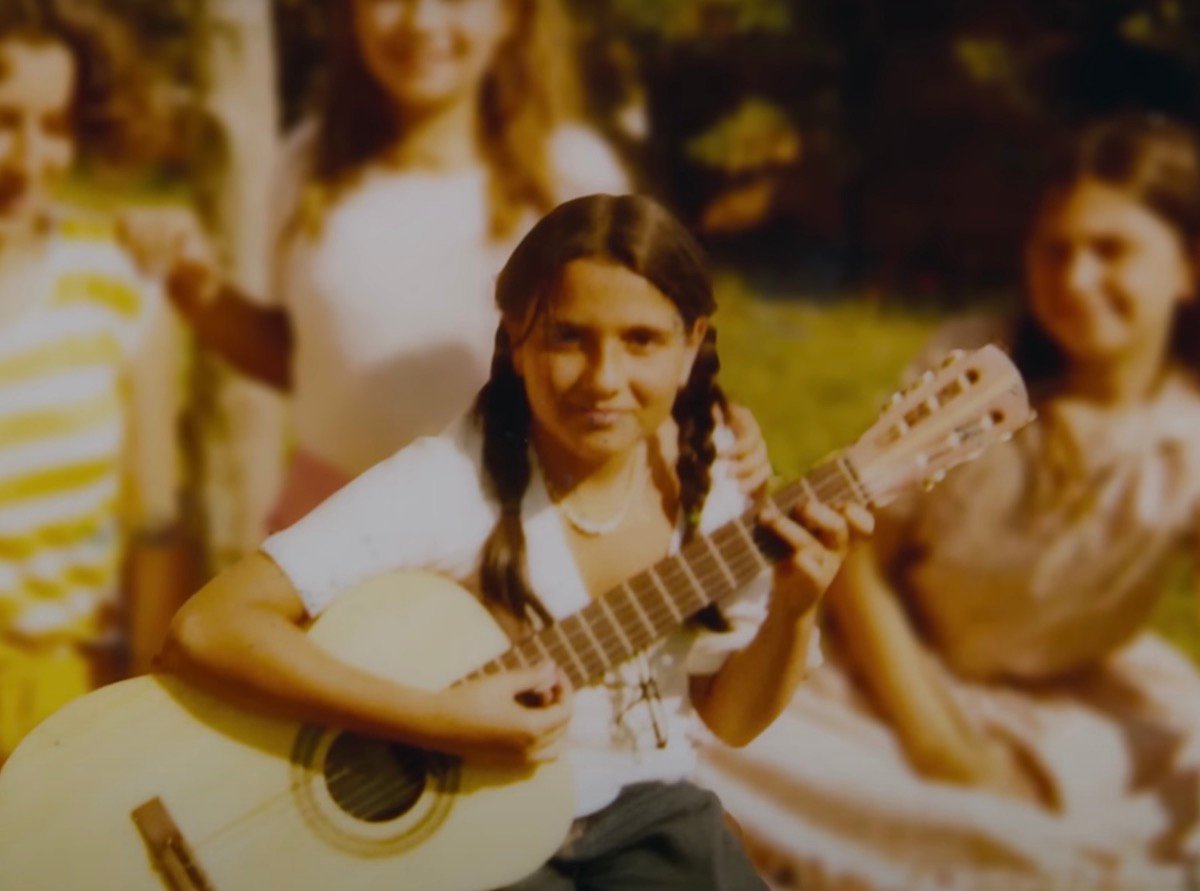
[159,553,572,766]
[167,261,293,390]
[117,208,293,390]
[826,542,1008,784]
[122,298,194,674]
[691,501,872,746]
[690,590,820,747]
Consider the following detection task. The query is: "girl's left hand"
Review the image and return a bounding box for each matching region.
[761,498,874,616]
[720,403,772,499]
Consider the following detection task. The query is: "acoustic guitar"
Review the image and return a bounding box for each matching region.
[0,345,1031,890]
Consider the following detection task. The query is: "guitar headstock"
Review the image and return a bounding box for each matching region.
[845,344,1033,507]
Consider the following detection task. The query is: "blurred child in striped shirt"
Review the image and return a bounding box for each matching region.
[0,9,187,761]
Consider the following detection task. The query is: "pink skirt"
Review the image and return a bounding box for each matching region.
[697,633,1200,890]
[267,449,352,533]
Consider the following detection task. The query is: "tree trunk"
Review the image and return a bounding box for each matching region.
[198,0,285,570]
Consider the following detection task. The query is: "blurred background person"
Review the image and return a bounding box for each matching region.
[697,113,1200,890]
[0,6,187,761]
[121,0,636,535]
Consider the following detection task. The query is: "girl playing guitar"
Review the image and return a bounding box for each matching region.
[158,193,872,889]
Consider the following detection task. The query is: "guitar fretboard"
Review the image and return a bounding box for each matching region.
[469,455,867,688]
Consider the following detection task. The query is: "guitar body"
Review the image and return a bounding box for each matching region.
[0,572,574,890]
[0,345,1034,890]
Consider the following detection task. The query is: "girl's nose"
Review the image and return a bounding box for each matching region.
[1063,249,1103,296]
[586,340,624,394]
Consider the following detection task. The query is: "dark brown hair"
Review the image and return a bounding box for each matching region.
[474,194,730,629]
[310,0,582,240]
[1014,113,1200,384]
[0,1,170,168]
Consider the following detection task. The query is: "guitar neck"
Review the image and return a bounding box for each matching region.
[470,453,868,688]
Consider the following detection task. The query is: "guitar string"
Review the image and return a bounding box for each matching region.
[494,467,854,677]
[183,404,1001,848]
[317,466,867,815]
[466,465,850,680]
[306,524,774,820]
[197,433,987,828]
[268,479,841,821]
[324,420,1001,816]
[519,414,1000,689]
[295,429,997,819]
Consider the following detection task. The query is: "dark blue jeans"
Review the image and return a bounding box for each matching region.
[498,780,767,890]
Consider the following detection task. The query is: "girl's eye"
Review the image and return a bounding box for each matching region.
[625,329,661,349]
[1092,236,1128,262]
[546,324,582,347]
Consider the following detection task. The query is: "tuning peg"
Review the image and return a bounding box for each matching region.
[939,349,965,368]
[922,469,947,491]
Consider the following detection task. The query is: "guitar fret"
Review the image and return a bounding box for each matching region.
[605,588,638,635]
[816,468,844,501]
[575,615,609,671]
[673,549,710,610]
[835,455,868,505]
[528,633,553,666]
[626,574,670,637]
[646,568,684,624]
[799,475,819,506]
[711,523,764,586]
[508,646,529,668]
[556,619,595,682]
[655,558,707,615]
[619,580,658,641]
[596,594,634,658]
[701,535,739,590]
[550,623,587,681]
[684,541,735,606]
[729,518,770,575]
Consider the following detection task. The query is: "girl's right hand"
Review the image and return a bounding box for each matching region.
[426,663,573,768]
[117,206,214,280]
[117,207,221,324]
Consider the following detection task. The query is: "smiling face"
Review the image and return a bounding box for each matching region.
[352,0,511,115]
[0,37,75,234]
[1025,176,1195,368]
[509,258,707,471]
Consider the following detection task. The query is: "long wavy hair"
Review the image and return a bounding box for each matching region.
[1013,113,1200,386]
[0,2,144,167]
[308,0,582,240]
[473,194,731,630]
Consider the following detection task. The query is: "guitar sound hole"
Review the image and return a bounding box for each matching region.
[323,733,429,823]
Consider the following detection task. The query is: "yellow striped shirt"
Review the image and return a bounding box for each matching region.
[0,219,151,641]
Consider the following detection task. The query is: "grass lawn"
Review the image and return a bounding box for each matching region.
[713,274,1199,665]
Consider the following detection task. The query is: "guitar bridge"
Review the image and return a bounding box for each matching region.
[131,797,215,891]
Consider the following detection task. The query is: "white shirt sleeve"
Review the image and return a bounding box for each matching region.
[684,575,773,676]
[260,427,496,617]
